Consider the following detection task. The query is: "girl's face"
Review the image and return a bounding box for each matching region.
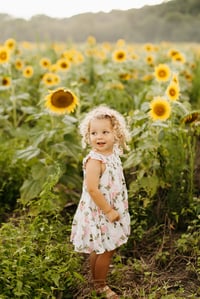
[89,118,115,155]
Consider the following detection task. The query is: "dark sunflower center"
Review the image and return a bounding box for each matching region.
[158,70,166,78]
[61,62,68,68]
[118,53,124,59]
[52,90,73,108]
[2,78,9,85]
[169,88,176,96]
[0,52,7,60]
[154,104,166,116]
[171,51,178,56]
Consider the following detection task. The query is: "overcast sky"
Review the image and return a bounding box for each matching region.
[0,0,165,19]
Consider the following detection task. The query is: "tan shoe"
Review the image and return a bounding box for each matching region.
[96,285,119,299]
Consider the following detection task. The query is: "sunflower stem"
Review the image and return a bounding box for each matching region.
[8,64,17,128]
[50,115,55,130]
[12,94,17,128]
[187,132,195,203]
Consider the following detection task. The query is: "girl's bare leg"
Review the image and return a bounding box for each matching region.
[90,250,115,288]
[89,251,98,280]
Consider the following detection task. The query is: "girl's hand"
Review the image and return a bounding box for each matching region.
[106,209,120,222]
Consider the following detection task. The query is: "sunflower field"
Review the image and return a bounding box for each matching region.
[0,37,200,298]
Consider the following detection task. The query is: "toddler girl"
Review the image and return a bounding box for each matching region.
[70,105,131,298]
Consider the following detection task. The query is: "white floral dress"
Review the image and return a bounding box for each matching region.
[70,149,130,254]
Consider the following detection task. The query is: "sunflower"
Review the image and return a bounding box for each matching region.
[1,76,11,87]
[62,49,84,64]
[45,88,79,114]
[183,71,193,82]
[39,57,51,69]
[56,58,71,71]
[172,52,186,64]
[62,49,74,61]
[130,52,139,60]
[149,97,171,121]
[172,73,179,85]
[4,38,16,51]
[145,55,154,66]
[119,73,132,81]
[85,48,97,57]
[144,43,154,52]
[190,62,196,69]
[116,39,126,47]
[142,74,154,81]
[53,74,61,85]
[106,82,124,90]
[23,66,34,78]
[79,76,89,84]
[42,72,60,86]
[75,52,84,64]
[166,82,180,101]
[15,58,24,70]
[87,35,96,46]
[21,41,33,50]
[95,50,107,61]
[49,63,59,72]
[102,42,112,52]
[167,48,179,58]
[181,111,200,124]
[154,64,171,82]
[112,49,127,63]
[0,46,10,64]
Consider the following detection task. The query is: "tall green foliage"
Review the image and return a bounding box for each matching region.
[0,38,199,297]
[124,108,198,234]
[0,170,83,298]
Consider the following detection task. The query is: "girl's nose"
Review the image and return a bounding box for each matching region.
[97,133,104,139]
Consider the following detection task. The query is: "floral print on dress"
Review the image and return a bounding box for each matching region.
[70,149,130,254]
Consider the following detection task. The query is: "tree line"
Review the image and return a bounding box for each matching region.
[0,0,200,43]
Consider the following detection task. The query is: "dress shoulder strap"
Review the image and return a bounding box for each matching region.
[83,151,107,169]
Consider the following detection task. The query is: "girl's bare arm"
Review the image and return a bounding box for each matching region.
[85,159,120,222]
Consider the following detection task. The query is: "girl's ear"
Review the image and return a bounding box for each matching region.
[86,132,90,145]
[87,133,91,142]
[114,133,118,143]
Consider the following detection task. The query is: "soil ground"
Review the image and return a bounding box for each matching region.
[71,232,200,299]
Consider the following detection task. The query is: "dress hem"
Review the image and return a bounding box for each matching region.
[72,239,129,255]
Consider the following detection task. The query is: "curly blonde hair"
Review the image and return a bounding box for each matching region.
[79,105,130,151]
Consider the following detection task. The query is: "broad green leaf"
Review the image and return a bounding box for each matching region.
[16,146,40,161]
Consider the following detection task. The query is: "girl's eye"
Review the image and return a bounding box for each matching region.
[90,131,110,135]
